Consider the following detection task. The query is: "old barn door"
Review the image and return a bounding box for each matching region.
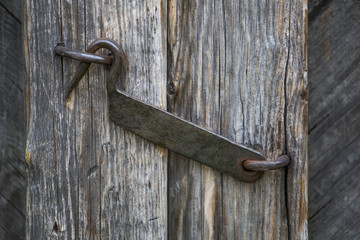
[25,0,307,239]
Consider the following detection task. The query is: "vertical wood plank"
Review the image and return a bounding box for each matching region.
[81,1,103,238]
[59,0,86,238]
[167,1,222,239]
[220,1,290,239]
[286,0,308,239]
[168,0,307,239]
[99,1,168,239]
[25,0,63,238]
[26,0,167,239]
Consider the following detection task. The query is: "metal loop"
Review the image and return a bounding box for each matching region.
[243,155,290,171]
[55,45,113,65]
[55,38,127,98]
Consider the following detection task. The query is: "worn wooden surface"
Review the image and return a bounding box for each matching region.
[308,0,360,239]
[0,0,23,21]
[25,0,307,239]
[25,0,167,239]
[168,0,307,239]
[0,1,25,239]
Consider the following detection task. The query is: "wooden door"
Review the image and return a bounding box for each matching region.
[25,0,307,239]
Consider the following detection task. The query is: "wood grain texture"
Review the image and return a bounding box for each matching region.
[0,0,23,22]
[25,0,167,239]
[308,0,360,239]
[285,0,308,238]
[99,1,167,239]
[25,0,63,238]
[167,1,222,238]
[25,0,307,239]
[168,0,307,239]
[0,1,25,239]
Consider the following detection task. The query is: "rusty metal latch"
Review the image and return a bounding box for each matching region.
[54,38,290,182]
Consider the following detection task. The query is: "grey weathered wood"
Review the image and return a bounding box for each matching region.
[95,1,167,239]
[24,1,63,238]
[0,1,25,239]
[25,0,307,239]
[308,0,360,239]
[168,0,307,239]
[167,2,222,238]
[57,0,85,238]
[0,0,22,22]
[25,0,167,239]
[285,0,308,238]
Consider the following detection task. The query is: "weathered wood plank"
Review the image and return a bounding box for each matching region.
[25,0,307,238]
[308,0,360,238]
[167,1,222,238]
[79,2,103,238]
[58,0,86,238]
[0,2,25,239]
[99,1,167,239]
[26,0,167,239]
[285,0,308,238]
[168,0,307,239]
[24,0,63,238]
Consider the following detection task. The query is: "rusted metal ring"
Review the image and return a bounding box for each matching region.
[55,38,127,98]
[243,155,290,171]
[55,45,113,65]
[236,158,264,181]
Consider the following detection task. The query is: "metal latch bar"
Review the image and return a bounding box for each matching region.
[54,38,290,182]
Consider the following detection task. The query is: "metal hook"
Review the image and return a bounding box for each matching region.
[244,155,290,171]
[55,44,113,65]
[55,38,127,98]
[54,38,290,182]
